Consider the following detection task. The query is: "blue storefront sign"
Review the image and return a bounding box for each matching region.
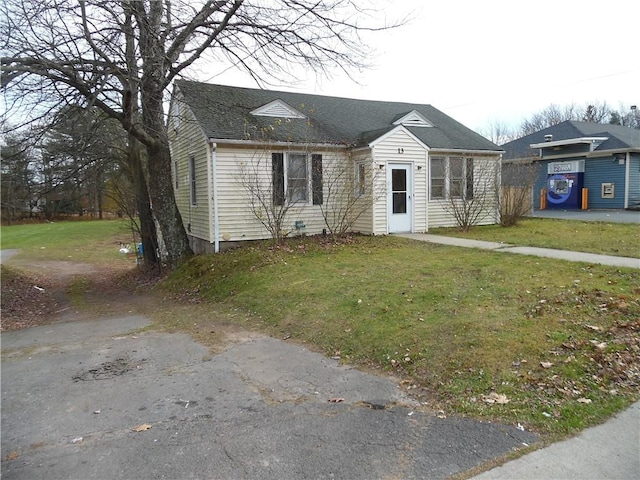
[546,160,585,209]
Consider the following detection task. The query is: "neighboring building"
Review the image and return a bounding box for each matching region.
[502,121,640,210]
[168,81,503,253]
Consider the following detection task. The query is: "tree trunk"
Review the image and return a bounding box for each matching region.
[127,137,158,269]
[144,139,192,268]
[135,0,192,269]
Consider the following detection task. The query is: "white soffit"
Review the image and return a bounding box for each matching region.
[530,136,609,149]
[251,99,306,119]
[393,110,433,127]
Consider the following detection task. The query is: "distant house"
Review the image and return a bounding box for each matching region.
[168,81,502,253]
[502,121,640,210]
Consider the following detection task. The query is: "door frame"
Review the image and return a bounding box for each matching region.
[387,163,413,233]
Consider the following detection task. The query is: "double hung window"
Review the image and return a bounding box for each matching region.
[272,152,323,205]
[430,156,474,200]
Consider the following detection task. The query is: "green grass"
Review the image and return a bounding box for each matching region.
[430,218,639,258]
[3,219,638,439]
[0,219,134,264]
[160,235,640,437]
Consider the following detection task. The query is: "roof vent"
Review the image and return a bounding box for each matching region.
[544,134,553,142]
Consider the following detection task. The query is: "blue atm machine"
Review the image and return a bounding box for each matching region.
[546,160,585,209]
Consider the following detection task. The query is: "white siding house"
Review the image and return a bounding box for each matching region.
[168,81,503,253]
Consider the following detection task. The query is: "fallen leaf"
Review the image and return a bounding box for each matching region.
[6,451,19,461]
[577,398,592,404]
[484,392,509,404]
[540,361,553,369]
[328,397,345,403]
[132,424,152,432]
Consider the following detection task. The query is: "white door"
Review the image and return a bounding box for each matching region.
[388,164,412,233]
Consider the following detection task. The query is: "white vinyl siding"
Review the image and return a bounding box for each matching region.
[213,147,343,242]
[370,128,428,234]
[167,93,210,243]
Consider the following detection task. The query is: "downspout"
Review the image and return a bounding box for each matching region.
[209,140,220,253]
[624,152,630,209]
[425,148,429,232]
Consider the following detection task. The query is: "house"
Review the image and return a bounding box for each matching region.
[502,121,640,210]
[168,80,503,253]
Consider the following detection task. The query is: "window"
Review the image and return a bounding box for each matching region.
[356,162,366,196]
[189,154,196,206]
[174,159,179,190]
[288,153,308,202]
[430,155,474,200]
[272,152,323,205]
[430,157,445,199]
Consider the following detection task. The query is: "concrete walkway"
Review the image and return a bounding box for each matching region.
[398,234,640,269]
[471,401,640,480]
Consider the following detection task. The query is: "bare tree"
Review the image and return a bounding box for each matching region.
[2,0,395,267]
[237,149,303,244]
[517,100,638,137]
[319,159,382,238]
[500,160,539,227]
[609,103,640,129]
[439,157,500,232]
[480,119,517,145]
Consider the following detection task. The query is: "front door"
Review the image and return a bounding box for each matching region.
[388,164,412,233]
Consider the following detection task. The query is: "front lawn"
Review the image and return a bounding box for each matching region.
[0,219,134,265]
[430,218,639,258]
[160,235,640,438]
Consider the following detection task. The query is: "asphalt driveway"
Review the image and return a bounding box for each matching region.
[1,314,536,480]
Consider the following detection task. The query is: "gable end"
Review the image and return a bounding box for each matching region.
[251,99,306,119]
[393,110,433,128]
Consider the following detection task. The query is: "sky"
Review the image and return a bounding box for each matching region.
[194,0,639,135]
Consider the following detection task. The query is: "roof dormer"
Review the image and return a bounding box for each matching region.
[251,99,306,119]
[393,110,433,128]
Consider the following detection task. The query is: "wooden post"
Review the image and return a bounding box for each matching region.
[540,189,547,210]
[582,188,588,210]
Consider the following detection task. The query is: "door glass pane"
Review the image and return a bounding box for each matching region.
[392,168,407,214]
[393,192,406,213]
[392,169,406,192]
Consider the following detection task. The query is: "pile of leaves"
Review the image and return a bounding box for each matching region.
[0,265,64,331]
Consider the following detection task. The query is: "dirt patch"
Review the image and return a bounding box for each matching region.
[72,356,144,382]
[0,257,145,332]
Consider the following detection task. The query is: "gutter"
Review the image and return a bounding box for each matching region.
[208,140,219,253]
[428,148,504,155]
[207,138,347,150]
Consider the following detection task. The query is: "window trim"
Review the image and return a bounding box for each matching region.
[189,154,196,206]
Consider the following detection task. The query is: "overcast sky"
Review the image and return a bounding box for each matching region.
[197,0,638,133]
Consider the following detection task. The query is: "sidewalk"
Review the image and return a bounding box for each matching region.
[471,400,640,480]
[398,234,640,269]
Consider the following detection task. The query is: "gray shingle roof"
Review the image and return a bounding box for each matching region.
[175,80,500,152]
[502,121,640,159]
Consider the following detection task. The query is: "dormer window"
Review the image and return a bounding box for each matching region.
[251,99,306,119]
[393,110,433,128]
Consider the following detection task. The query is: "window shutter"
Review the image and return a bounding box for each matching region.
[272,153,285,205]
[312,154,323,205]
